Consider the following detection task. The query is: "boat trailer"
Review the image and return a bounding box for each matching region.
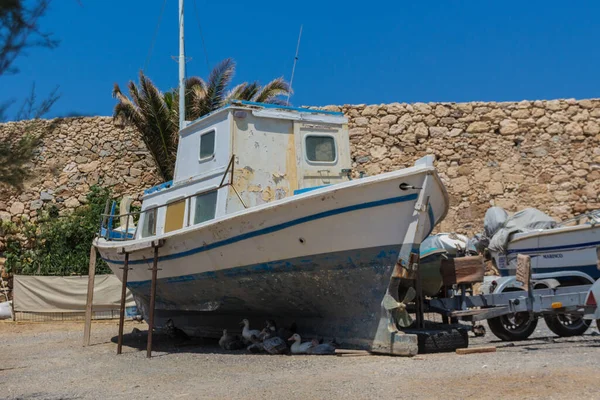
[424,254,597,343]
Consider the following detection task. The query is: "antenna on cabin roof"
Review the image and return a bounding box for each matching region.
[286,24,303,106]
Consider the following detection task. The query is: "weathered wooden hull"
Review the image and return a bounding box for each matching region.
[96,164,449,353]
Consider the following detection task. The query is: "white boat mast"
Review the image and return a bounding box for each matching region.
[179,0,186,130]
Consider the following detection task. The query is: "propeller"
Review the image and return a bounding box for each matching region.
[383,285,416,328]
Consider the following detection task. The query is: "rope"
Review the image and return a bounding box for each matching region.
[192,0,211,72]
[143,0,168,72]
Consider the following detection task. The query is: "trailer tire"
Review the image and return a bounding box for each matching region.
[543,314,591,337]
[416,327,469,354]
[487,314,538,341]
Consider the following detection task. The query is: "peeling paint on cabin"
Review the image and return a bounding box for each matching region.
[261,186,274,202]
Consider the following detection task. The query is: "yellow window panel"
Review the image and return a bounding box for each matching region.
[164,200,185,233]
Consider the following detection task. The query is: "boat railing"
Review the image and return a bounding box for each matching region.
[556,209,600,227]
[97,155,247,241]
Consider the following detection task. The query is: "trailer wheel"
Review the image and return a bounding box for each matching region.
[487,313,538,341]
[543,314,591,337]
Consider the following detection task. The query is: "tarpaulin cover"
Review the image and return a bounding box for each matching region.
[488,208,557,253]
[484,207,509,240]
[421,233,470,257]
[13,275,134,312]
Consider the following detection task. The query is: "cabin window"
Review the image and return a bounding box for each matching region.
[194,190,218,225]
[199,130,216,160]
[305,135,336,163]
[164,199,186,233]
[141,207,157,238]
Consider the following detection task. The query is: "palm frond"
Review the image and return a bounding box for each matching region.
[185,77,208,121]
[253,77,291,104]
[111,71,177,181]
[205,58,235,111]
[226,81,261,103]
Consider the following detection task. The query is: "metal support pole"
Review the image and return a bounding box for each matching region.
[147,245,159,358]
[415,265,424,329]
[117,252,129,355]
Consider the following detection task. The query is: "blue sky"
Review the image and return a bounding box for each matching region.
[3,0,600,119]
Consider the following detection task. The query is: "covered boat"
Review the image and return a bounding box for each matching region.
[486,207,600,280]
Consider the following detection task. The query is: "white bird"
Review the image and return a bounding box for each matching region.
[240,319,262,343]
[288,333,315,354]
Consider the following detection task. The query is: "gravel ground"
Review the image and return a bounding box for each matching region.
[1,319,600,400]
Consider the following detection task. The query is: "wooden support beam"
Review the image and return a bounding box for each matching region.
[441,256,484,286]
[83,245,97,346]
[516,254,531,291]
[147,245,159,358]
[456,346,497,355]
[117,252,129,355]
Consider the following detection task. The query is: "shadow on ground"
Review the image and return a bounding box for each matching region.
[110,328,251,356]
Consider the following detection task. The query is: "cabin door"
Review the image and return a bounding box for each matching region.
[295,122,351,190]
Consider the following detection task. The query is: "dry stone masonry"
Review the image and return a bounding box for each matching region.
[321,98,600,234]
[0,117,160,224]
[1,98,599,237]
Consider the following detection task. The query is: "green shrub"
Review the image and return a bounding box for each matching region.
[4,185,113,275]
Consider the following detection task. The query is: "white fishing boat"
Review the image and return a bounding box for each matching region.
[487,208,600,280]
[93,0,449,355]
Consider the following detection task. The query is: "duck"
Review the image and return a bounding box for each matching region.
[306,342,336,355]
[219,329,232,349]
[288,333,315,354]
[262,336,289,355]
[246,334,265,353]
[259,319,277,341]
[165,319,190,343]
[240,319,262,343]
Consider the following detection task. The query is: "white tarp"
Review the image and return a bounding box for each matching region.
[488,208,557,253]
[13,275,134,313]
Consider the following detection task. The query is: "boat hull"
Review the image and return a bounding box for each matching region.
[492,224,600,280]
[96,166,449,351]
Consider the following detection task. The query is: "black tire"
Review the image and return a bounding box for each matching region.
[543,314,591,337]
[488,313,538,341]
[417,327,469,354]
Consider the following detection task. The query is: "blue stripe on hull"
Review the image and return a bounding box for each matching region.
[102,193,418,266]
[507,239,600,254]
[499,264,600,279]
[127,245,401,289]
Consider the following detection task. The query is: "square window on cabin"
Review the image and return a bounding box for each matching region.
[199,130,216,160]
[141,208,157,238]
[194,190,218,225]
[305,135,336,163]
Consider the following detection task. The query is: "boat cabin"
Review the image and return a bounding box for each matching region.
[131,101,351,239]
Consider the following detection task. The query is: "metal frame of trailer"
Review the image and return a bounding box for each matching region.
[427,272,594,321]
[423,268,596,341]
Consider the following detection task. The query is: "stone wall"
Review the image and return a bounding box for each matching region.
[0,117,160,223]
[324,98,600,234]
[1,98,600,236]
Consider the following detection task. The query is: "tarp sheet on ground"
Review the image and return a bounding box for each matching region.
[13,275,134,313]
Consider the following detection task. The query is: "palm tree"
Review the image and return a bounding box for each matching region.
[113,71,178,181]
[113,58,292,181]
